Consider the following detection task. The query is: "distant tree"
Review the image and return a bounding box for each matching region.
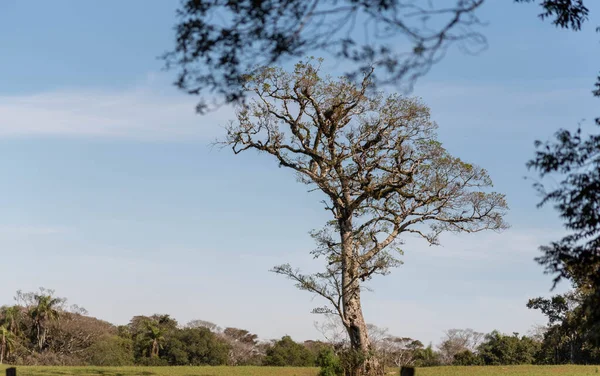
[223,327,258,345]
[144,321,166,358]
[165,0,487,113]
[0,325,16,364]
[264,335,315,367]
[153,314,179,331]
[186,319,222,333]
[378,336,424,367]
[128,314,178,362]
[223,327,263,365]
[228,60,507,375]
[170,327,230,366]
[452,350,483,366]
[84,335,134,366]
[29,292,63,350]
[527,290,600,364]
[478,331,540,365]
[438,329,484,365]
[412,344,441,367]
[46,312,116,358]
[1,306,22,336]
[317,346,344,376]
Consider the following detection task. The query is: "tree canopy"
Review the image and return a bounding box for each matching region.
[224,59,507,375]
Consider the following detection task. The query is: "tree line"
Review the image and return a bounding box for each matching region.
[0,287,598,371]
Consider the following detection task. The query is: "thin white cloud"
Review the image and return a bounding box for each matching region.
[0,83,233,141]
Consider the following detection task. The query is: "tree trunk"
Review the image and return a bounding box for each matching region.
[36,324,42,350]
[340,217,383,376]
[1,332,5,364]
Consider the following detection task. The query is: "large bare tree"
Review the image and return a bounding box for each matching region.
[224,60,508,375]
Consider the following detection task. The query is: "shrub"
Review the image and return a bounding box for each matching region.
[317,347,343,376]
[452,350,483,366]
[85,335,134,366]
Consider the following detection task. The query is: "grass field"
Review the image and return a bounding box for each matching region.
[0,365,599,376]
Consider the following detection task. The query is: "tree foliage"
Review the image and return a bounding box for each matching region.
[527,115,600,340]
[477,331,540,365]
[515,0,591,31]
[85,335,134,366]
[165,0,487,112]
[528,290,600,364]
[264,336,315,367]
[225,59,507,375]
[520,0,600,349]
[437,328,484,365]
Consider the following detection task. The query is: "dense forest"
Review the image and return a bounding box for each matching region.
[0,287,598,370]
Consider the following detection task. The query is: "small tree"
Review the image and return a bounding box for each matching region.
[144,321,166,358]
[29,292,63,351]
[222,327,262,365]
[378,336,423,367]
[478,331,540,365]
[438,328,484,364]
[225,60,508,375]
[1,306,22,336]
[452,350,483,366]
[0,325,16,364]
[264,336,315,367]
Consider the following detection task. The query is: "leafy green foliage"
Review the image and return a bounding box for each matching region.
[264,336,315,367]
[84,335,134,366]
[413,345,442,367]
[316,347,343,376]
[478,331,540,365]
[163,327,230,366]
[523,0,600,346]
[528,291,600,364]
[452,350,483,366]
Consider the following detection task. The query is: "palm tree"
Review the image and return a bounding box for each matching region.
[144,321,165,358]
[29,294,61,350]
[0,325,15,364]
[1,306,22,336]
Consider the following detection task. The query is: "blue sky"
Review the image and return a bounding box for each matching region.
[0,1,598,345]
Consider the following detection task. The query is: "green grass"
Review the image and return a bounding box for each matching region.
[416,365,600,376]
[1,365,599,376]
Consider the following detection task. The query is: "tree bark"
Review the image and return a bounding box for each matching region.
[37,323,43,350]
[1,332,5,364]
[340,217,383,376]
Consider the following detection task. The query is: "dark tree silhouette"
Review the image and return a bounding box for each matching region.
[164,0,487,113]
[523,0,600,342]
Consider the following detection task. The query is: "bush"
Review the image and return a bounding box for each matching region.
[85,335,134,366]
[264,336,315,366]
[478,331,540,365]
[317,347,343,376]
[452,350,483,366]
[413,345,442,367]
